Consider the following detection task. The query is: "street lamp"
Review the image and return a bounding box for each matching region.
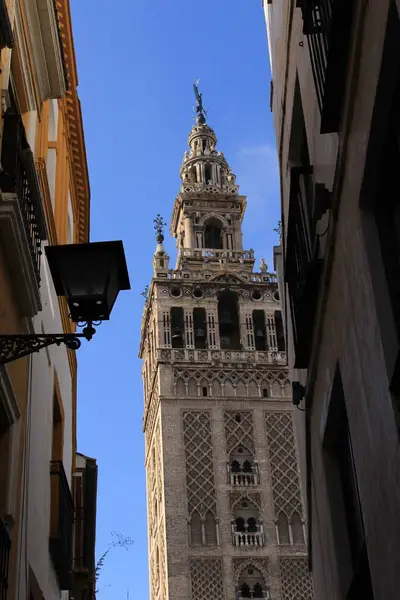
[0,240,130,364]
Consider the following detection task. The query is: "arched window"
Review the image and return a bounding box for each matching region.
[231,459,241,473]
[242,459,252,473]
[190,512,202,546]
[235,517,245,532]
[247,517,257,533]
[240,584,251,598]
[204,163,212,183]
[291,512,304,544]
[204,219,223,249]
[218,290,240,349]
[205,512,217,545]
[277,512,290,544]
[253,583,264,598]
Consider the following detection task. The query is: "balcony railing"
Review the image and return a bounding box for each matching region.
[157,348,286,365]
[50,461,74,590]
[297,0,354,133]
[228,465,259,487]
[179,248,255,262]
[232,526,264,547]
[0,111,47,283]
[285,167,323,368]
[0,519,11,600]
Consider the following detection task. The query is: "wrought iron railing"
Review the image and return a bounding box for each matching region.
[297,0,332,113]
[50,461,74,590]
[17,149,45,282]
[0,519,10,600]
[0,111,47,283]
[297,0,354,133]
[285,166,321,368]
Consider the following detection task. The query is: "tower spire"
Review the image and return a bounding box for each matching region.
[152,213,169,276]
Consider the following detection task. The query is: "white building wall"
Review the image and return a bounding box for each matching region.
[16,246,74,600]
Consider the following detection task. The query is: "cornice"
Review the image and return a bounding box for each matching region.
[54,0,90,243]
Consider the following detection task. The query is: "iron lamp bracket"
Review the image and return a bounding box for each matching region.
[0,323,96,364]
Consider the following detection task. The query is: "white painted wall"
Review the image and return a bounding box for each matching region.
[16,243,74,600]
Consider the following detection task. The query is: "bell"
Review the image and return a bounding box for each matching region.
[255,329,265,338]
[220,312,234,330]
[195,328,206,339]
[172,328,182,340]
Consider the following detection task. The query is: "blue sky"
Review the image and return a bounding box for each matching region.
[70,0,279,597]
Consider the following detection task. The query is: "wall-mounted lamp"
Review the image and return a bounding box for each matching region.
[0,240,130,364]
[292,381,306,411]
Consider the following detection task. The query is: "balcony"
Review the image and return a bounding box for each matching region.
[296,0,354,133]
[0,519,11,600]
[0,110,47,317]
[228,464,259,487]
[50,461,74,590]
[232,525,264,547]
[285,167,327,368]
[157,348,286,365]
[72,456,98,600]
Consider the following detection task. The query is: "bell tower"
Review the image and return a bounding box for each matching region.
[140,87,313,600]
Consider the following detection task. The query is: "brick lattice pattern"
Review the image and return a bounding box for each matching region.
[190,559,224,600]
[265,412,303,519]
[224,410,255,454]
[183,411,216,517]
[280,558,313,599]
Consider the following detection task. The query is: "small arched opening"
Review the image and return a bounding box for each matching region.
[204,218,223,249]
[218,290,240,350]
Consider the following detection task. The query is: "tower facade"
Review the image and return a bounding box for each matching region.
[140,103,312,600]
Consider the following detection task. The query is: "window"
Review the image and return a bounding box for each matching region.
[204,163,212,183]
[274,310,286,352]
[262,388,269,398]
[324,367,374,598]
[193,307,207,349]
[297,0,355,133]
[202,387,208,397]
[253,310,267,351]
[204,219,223,249]
[170,307,185,348]
[218,290,241,350]
[190,512,202,545]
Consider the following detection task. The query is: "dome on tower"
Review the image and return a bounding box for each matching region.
[179,96,239,196]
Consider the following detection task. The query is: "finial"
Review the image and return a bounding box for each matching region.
[193,79,207,123]
[153,214,166,244]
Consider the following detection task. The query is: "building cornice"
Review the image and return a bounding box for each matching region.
[54,0,90,243]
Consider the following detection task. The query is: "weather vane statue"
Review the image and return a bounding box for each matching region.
[193,79,207,123]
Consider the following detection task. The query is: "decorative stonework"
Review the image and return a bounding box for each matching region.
[233,559,270,585]
[190,559,224,600]
[183,411,216,517]
[279,558,313,599]
[264,412,303,519]
[174,368,291,398]
[224,411,255,454]
[230,492,261,512]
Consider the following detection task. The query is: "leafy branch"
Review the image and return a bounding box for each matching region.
[95,531,134,596]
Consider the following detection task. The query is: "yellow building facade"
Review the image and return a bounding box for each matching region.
[0,2,96,599]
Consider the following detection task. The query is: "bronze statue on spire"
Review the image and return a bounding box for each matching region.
[193,79,207,122]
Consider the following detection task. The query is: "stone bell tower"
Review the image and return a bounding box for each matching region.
[139,89,313,600]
